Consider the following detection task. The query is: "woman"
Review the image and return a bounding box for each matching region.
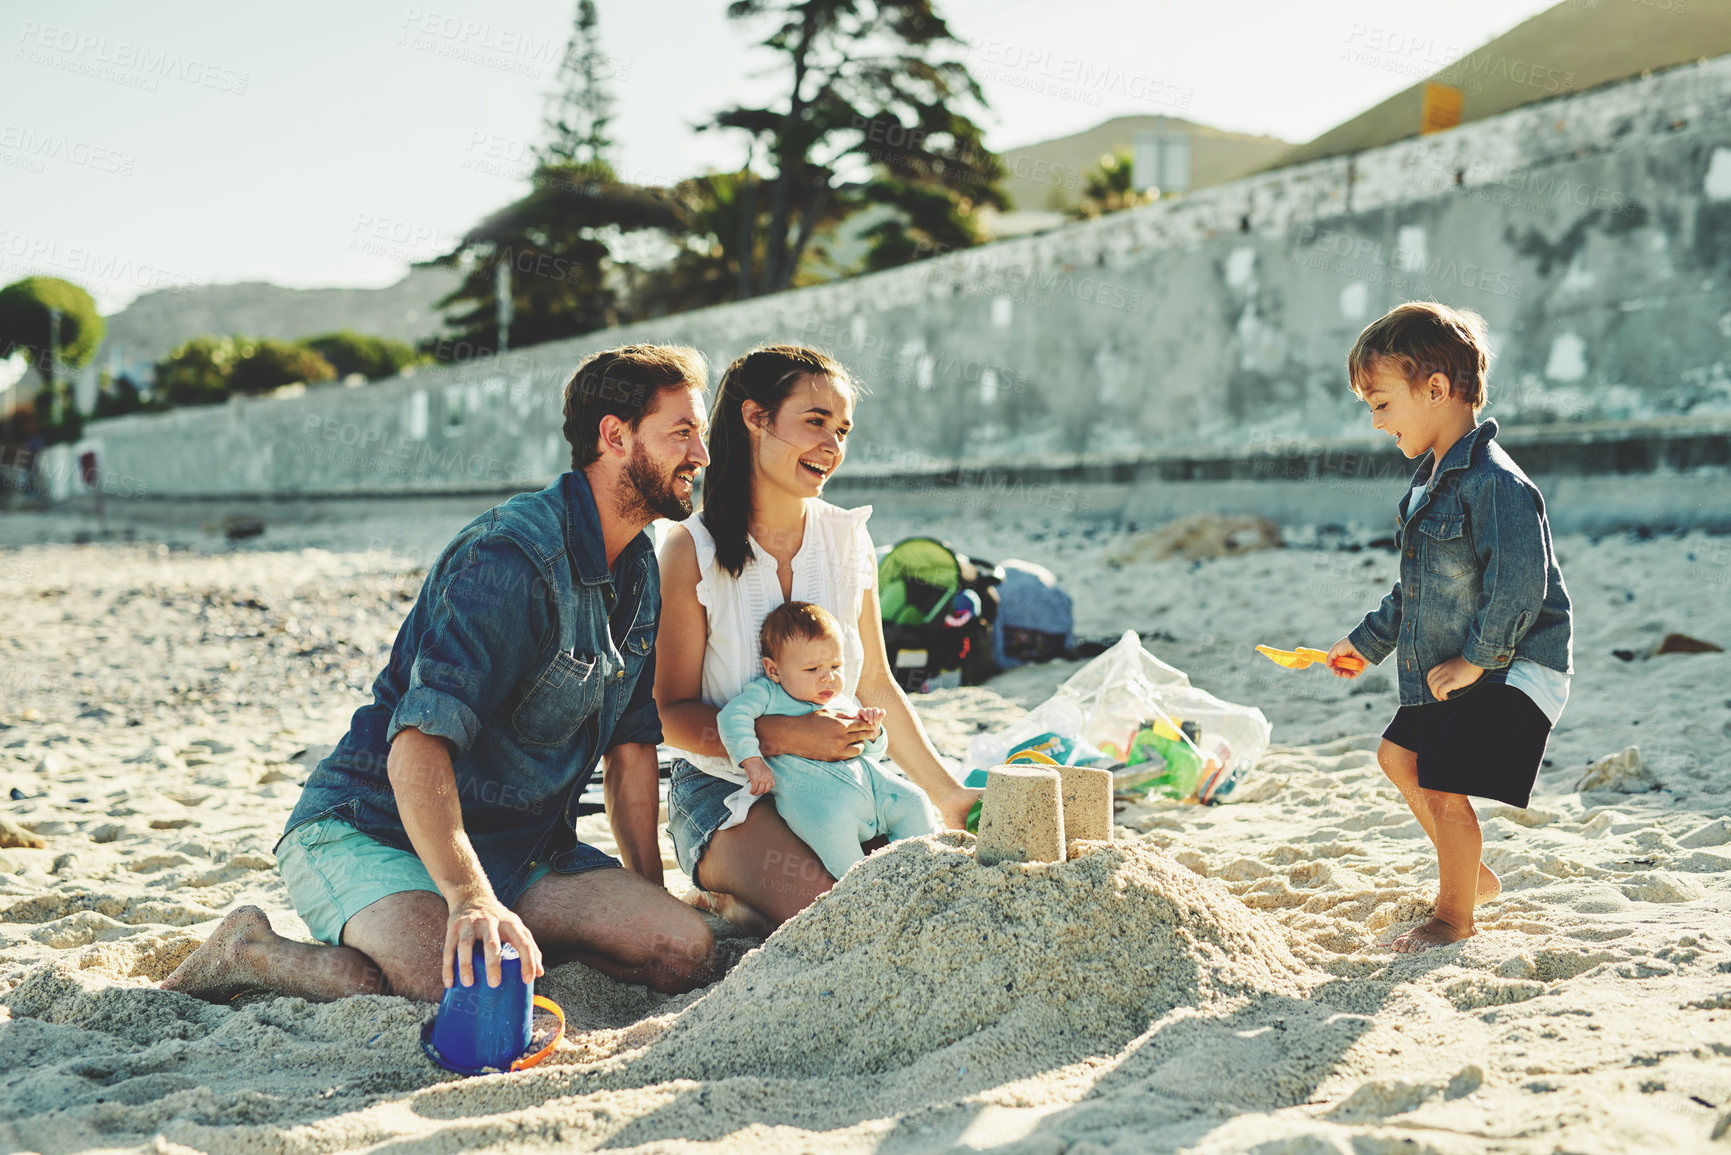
[655,344,977,933]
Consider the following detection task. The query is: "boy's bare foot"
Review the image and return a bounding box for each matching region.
[682,889,774,939]
[1390,917,1473,954]
[161,906,278,1002]
[1475,863,1501,906]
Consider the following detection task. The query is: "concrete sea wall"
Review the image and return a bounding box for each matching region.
[59,55,1731,507]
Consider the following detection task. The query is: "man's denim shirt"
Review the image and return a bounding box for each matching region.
[1348,419,1573,707]
[281,470,661,906]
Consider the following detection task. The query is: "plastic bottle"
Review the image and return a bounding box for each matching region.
[1130,719,1205,801]
[1027,699,1084,739]
[967,732,1008,770]
[1197,733,1237,804]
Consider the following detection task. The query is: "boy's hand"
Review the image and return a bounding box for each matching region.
[742,756,775,795]
[1325,637,1367,678]
[857,706,887,739]
[1426,656,1484,700]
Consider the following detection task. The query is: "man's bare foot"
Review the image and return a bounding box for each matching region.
[682,889,774,939]
[1475,863,1501,906]
[161,906,278,1002]
[1390,917,1473,954]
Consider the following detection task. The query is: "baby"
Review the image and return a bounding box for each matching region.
[1327,301,1573,954]
[717,600,937,881]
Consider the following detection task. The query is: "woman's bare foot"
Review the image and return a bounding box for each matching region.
[1390,917,1473,954]
[682,889,774,939]
[161,906,278,1002]
[1475,863,1502,906]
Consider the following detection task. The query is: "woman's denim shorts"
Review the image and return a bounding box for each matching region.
[666,758,737,885]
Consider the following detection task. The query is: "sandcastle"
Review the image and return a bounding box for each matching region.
[975,763,1113,865]
[1055,763,1113,842]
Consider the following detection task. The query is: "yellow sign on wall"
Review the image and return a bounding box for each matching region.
[1421,83,1465,134]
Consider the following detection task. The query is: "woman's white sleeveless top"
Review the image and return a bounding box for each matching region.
[668,500,877,782]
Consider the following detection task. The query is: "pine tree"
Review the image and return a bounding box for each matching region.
[539,0,615,170]
[706,0,1005,296]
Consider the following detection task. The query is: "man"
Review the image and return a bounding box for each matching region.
[165,344,715,1002]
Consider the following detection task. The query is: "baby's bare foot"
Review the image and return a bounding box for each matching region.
[161,906,277,1002]
[1391,917,1473,954]
[1475,864,1502,906]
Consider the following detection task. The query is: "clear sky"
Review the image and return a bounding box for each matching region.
[0,0,1562,314]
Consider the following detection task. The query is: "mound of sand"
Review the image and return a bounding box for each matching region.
[1105,513,1283,564]
[623,834,1309,1091]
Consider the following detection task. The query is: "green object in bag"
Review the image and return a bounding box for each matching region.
[1120,720,1204,801]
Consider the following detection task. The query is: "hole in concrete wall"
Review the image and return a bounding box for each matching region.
[1239,214,1251,233]
[443,386,466,434]
[407,390,429,441]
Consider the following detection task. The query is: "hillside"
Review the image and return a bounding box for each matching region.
[99,265,462,378]
[999,114,1291,212]
[1273,0,1731,168]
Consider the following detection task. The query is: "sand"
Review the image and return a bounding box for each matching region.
[2,506,1730,1153]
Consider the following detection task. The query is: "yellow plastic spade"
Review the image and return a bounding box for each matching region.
[1256,644,1366,673]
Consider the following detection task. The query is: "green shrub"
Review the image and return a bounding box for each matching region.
[304,329,423,380]
[156,335,242,406]
[228,338,337,395]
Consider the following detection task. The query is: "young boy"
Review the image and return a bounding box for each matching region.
[717,601,938,881]
[1326,301,1574,954]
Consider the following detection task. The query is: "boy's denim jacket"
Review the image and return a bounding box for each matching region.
[280,471,661,906]
[1348,419,1573,707]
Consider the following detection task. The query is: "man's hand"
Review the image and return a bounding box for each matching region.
[1426,656,1484,701]
[742,755,775,795]
[758,709,874,761]
[443,890,544,989]
[1326,637,1368,678]
[857,705,887,740]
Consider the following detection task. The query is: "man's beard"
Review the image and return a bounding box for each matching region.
[619,442,695,522]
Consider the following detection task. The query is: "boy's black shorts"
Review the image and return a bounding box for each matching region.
[1382,679,1552,808]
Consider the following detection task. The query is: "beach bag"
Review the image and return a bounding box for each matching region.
[992,559,1075,669]
[877,537,1001,692]
[962,630,1272,804]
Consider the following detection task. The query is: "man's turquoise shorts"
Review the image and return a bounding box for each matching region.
[276,817,620,946]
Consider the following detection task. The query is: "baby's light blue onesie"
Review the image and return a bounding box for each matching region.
[716,676,937,880]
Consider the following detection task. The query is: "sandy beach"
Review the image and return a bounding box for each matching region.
[2,502,1729,1154]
